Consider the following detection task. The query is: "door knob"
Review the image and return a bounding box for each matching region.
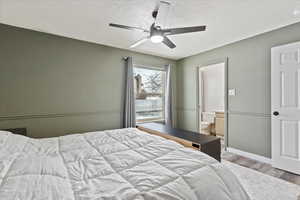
[273,111,279,116]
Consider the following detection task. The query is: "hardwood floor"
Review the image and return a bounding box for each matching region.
[222,150,300,185]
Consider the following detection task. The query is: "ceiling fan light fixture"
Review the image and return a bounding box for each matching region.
[150,35,164,43]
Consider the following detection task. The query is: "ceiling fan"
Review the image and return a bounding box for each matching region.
[109,1,206,49]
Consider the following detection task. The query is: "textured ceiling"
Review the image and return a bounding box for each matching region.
[0,0,300,60]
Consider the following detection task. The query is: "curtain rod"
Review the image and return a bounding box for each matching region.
[134,64,166,71]
[122,56,170,70]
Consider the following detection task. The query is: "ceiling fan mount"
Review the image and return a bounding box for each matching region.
[152,10,158,18]
[109,1,206,49]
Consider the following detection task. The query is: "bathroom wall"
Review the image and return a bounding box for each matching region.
[200,63,225,112]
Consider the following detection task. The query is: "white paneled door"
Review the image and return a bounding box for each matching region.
[271,42,300,175]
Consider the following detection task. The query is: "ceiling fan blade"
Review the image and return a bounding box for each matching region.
[163,36,176,49]
[154,1,171,28]
[130,37,149,48]
[163,26,206,35]
[109,23,149,33]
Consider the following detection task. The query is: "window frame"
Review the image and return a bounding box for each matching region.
[133,64,166,124]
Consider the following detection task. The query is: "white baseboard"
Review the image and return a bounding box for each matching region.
[226,147,272,164]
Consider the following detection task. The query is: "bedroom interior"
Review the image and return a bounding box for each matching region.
[0,0,300,199]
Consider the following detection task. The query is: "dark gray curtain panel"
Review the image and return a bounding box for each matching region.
[123,57,136,128]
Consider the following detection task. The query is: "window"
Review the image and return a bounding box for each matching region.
[133,66,166,123]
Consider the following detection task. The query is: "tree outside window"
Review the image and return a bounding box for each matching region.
[133,67,165,123]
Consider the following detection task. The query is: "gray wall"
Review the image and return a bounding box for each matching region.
[0,24,176,138]
[176,22,300,158]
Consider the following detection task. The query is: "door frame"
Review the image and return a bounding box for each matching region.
[196,58,229,149]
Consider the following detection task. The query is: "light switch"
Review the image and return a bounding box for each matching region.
[228,89,236,96]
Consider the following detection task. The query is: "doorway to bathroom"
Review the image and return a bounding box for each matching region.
[197,59,228,148]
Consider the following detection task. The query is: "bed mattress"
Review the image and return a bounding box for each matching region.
[0,128,249,200]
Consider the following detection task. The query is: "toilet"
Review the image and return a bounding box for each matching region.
[200,112,216,135]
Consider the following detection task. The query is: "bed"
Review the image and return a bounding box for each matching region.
[0,128,250,200]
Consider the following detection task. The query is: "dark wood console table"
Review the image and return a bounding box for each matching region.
[137,123,221,162]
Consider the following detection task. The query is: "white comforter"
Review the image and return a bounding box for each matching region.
[0,128,249,200]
